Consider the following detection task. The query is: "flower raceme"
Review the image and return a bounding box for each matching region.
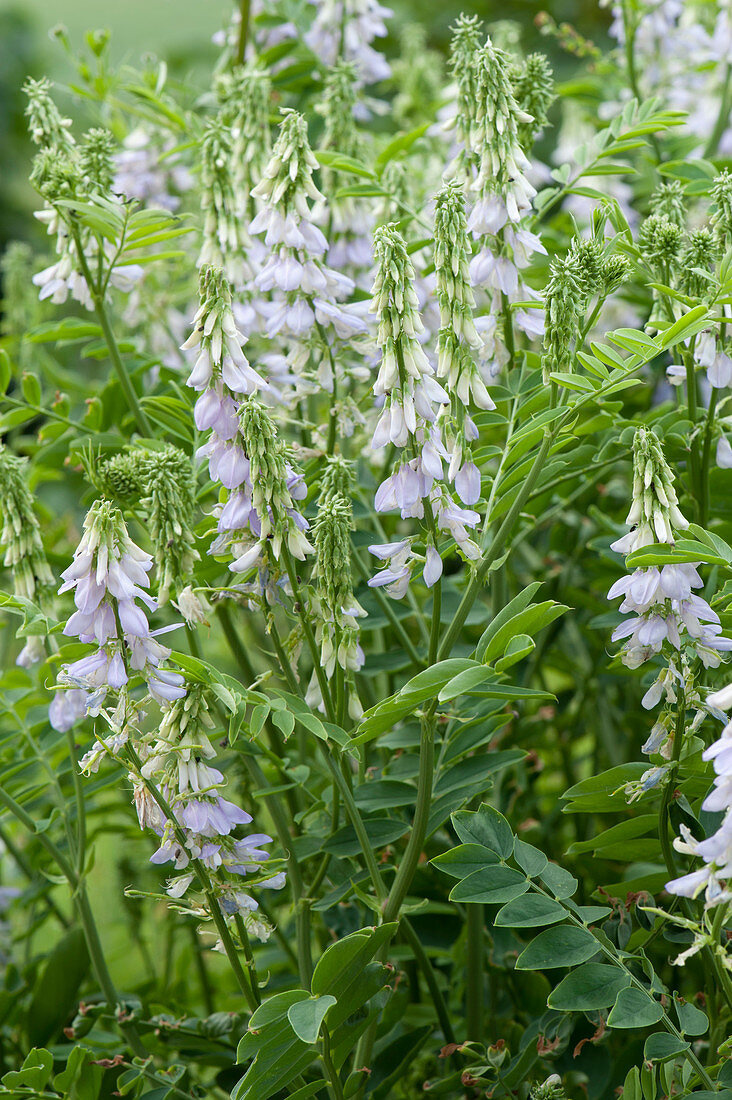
[54,499,185,719]
[608,427,730,671]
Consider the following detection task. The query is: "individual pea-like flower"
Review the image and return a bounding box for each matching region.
[694,329,732,390]
[55,499,186,714]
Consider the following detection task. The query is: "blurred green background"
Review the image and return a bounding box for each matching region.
[0,0,609,257]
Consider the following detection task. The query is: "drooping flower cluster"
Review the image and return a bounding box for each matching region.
[608,427,730,672]
[0,446,55,668]
[317,62,373,276]
[182,267,311,594]
[434,181,493,502]
[54,499,186,723]
[368,224,482,594]
[446,22,547,366]
[133,686,283,934]
[304,0,393,89]
[666,680,732,908]
[113,126,191,212]
[250,109,368,342]
[26,84,143,308]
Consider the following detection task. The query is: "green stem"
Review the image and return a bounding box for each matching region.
[700,388,719,528]
[658,699,685,882]
[123,744,258,1012]
[400,916,456,1045]
[70,223,152,437]
[321,747,387,902]
[382,711,435,923]
[321,1026,345,1100]
[281,545,337,723]
[438,429,555,661]
[465,904,484,1043]
[235,0,251,64]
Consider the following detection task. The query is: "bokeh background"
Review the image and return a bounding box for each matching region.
[0,0,610,254]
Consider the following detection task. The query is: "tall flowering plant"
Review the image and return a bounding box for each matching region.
[4,3,732,1098]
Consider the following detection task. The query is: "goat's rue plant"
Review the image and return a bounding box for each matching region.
[5,2,732,1097]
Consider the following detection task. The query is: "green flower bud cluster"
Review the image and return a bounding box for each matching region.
[541,252,584,383]
[139,446,199,604]
[199,117,252,283]
[601,254,630,295]
[0,445,54,602]
[626,426,688,547]
[680,226,719,298]
[0,242,41,341]
[30,146,82,203]
[216,64,272,223]
[433,181,493,411]
[239,400,313,563]
[318,455,355,506]
[649,179,686,227]
[79,128,116,194]
[23,77,74,152]
[448,14,484,182]
[371,223,434,422]
[96,446,199,604]
[511,52,555,148]
[392,25,443,128]
[711,169,732,248]
[251,109,324,221]
[312,492,364,714]
[638,213,683,276]
[469,36,534,225]
[320,62,363,162]
[97,452,144,502]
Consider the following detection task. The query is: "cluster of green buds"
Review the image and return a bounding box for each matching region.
[434,182,488,401]
[23,77,74,152]
[0,446,54,666]
[311,492,365,718]
[616,426,689,551]
[680,227,719,298]
[198,117,254,284]
[464,36,535,235]
[446,14,484,184]
[649,179,686,226]
[216,64,272,226]
[96,447,202,617]
[79,127,116,194]
[541,252,585,383]
[139,447,200,608]
[223,400,313,591]
[511,52,555,149]
[711,169,732,249]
